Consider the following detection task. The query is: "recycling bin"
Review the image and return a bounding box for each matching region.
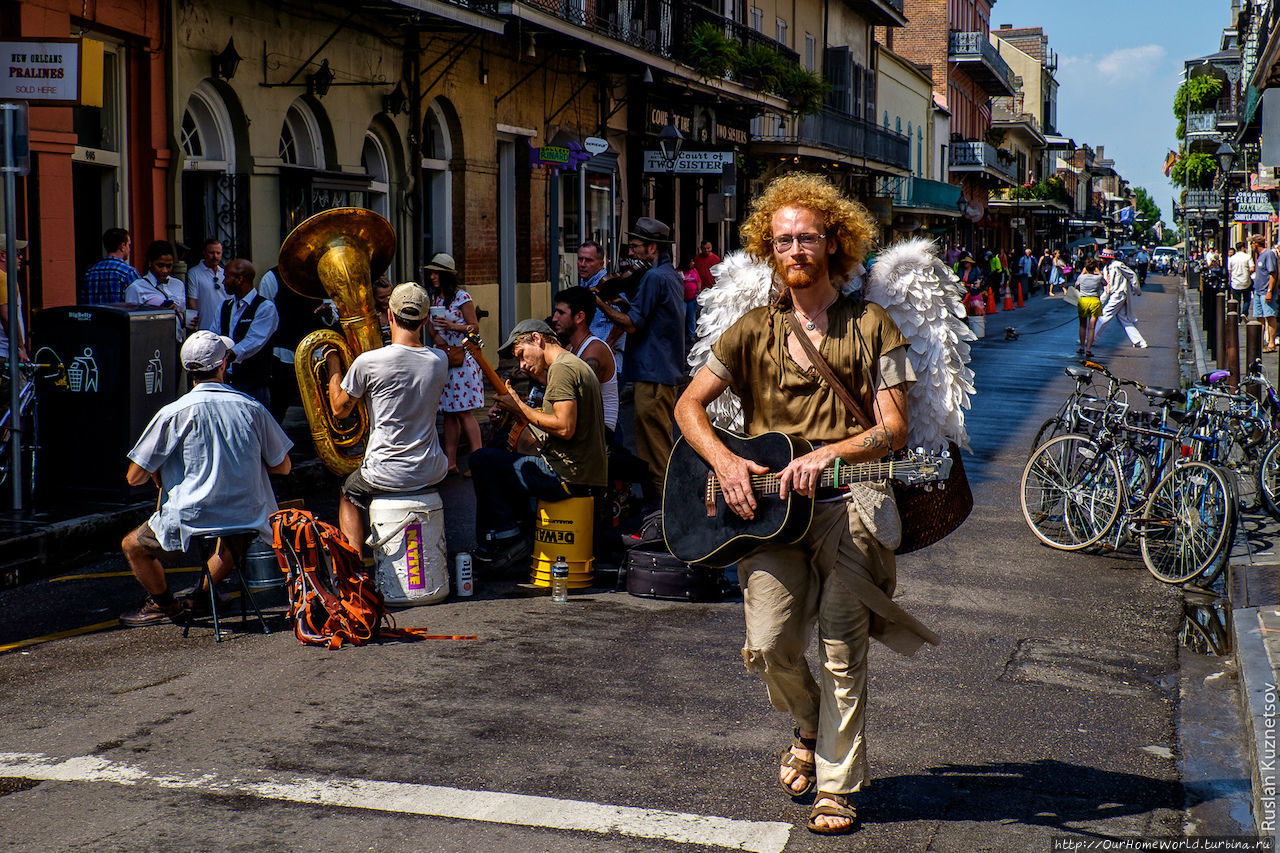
[34,305,179,503]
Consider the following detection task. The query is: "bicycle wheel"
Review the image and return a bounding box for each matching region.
[1140,462,1234,584]
[1217,430,1261,512]
[1020,434,1123,550]
[1261,439,1280,520]
[1030,415,1068,455]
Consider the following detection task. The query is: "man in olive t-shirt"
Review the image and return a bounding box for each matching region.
[469,319,607,572]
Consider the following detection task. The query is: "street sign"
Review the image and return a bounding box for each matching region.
[643,150,733,174]
[583,136,609,156]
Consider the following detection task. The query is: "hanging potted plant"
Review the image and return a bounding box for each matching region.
[684,22,740,80]
[734,43,786,93]
[777,64,830,116]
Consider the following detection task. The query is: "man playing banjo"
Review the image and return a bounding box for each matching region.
[674,173,938,835]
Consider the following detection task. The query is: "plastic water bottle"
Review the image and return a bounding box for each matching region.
[551,556,569,603]
[455,552,474,597]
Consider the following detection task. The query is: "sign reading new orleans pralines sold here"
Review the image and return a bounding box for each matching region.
[0,40,81,103]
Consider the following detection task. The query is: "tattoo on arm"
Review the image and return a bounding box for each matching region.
[859,425,895,451]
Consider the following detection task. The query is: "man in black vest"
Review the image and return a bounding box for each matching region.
[218,259,279,410]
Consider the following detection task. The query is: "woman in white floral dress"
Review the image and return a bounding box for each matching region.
[425,253,483,476]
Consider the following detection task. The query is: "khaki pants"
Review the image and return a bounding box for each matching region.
[633,381,677,496]
[738,500,897,795]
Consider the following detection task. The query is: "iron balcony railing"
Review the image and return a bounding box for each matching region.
[947,140,1017,183]
[876,176,963,212]
[753,108,910,170]
[947,31,1018,96]
[514,0,798,69]
[1183,190,1224,213]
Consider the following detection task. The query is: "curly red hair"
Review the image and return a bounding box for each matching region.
[739,173,876,283]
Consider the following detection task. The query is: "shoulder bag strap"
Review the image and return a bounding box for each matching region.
[784,310,875,432]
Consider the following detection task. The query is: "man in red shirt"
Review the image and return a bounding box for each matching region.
[688,239,721,341]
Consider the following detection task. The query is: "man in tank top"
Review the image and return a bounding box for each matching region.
[550,287,619,438]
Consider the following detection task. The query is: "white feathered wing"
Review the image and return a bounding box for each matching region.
[688,239,974,451]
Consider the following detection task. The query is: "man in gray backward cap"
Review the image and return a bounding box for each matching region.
[469,318,608,573]
[326,282,450,551]
[119,330,293,627]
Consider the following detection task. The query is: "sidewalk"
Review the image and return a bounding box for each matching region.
[1183,279,1280,846]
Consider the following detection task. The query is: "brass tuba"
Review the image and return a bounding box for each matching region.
[278,208,396,476]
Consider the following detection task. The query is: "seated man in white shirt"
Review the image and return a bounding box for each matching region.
[119,331,293,626]
[216,259,280,410]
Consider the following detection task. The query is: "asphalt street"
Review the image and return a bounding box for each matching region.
[0,274,1254,851]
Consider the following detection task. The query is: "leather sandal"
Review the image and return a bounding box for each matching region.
[777,725,817,796]
[806,792,857,835]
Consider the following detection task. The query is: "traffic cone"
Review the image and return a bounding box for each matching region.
[1016,280,1025,308]
[986,287,998,313]
[1002,284,1015,311]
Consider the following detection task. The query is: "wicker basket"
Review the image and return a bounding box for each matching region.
[892,442,972,555]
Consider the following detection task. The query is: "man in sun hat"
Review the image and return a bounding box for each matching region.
[1093,248,1148,349]
[325,282,450,551]
[118,330,293,627]
[592,216,684,502]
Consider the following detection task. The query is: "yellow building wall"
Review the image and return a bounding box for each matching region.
[876,46,933,178]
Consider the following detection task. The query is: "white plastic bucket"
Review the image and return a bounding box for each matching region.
[967,314,986,338]
[368,491,448,605]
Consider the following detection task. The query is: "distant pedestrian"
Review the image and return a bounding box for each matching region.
[186,238,228,333]
[1038,248,1054,294]
[1094,249,1147,349]
[81,228,134,305]
[1249,235,1278,350]
[1017,248,1035,296]
[1074,258,1104,358]
[1228,242,1254,298]
[425,252,484,477]
[216,259,279,408]
[125,240,186,340]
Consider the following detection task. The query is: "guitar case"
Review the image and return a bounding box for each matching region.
[622,512,723,602]
[624,545,723,602]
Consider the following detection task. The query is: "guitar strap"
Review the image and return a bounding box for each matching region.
[784,309,876,432]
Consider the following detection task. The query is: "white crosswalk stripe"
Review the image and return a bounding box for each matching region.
[0,752,793,853]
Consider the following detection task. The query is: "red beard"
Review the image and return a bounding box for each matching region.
[781,263,818,290]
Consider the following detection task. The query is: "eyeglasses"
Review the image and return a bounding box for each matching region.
[769,232,826,251]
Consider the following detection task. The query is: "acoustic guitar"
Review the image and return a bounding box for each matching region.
[459,329,528,452]
[662,426,952,567]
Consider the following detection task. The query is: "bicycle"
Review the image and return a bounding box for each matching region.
[1020,379,1235,584]
[0,350,65,494]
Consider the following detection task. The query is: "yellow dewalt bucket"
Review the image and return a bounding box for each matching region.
[530,496,594,588]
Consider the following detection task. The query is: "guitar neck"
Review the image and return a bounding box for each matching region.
[463,338,528,426]
[729,459,901,497]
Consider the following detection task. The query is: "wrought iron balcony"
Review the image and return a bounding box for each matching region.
[947,31,1018,96]
[947,140,1018,184]
[876,176,963,213]
[1183,190,1224,214]
[508,0,798,72]
[752,108,910,171]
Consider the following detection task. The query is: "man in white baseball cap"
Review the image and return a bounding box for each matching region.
[118,329,293,627]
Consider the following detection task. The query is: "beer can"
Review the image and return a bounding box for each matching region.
[455,552,474,597]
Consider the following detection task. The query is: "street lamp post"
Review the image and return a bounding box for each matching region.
[1215,140,1237,371]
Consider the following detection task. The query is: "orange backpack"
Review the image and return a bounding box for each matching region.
[269,508,474,649]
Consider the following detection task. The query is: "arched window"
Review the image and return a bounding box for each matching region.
[362,131,391,220]
[180,82,243,257]
[279,101,323,168]
[181,82,233,171]
[422,101,454,257]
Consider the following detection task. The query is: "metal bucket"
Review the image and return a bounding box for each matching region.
[241,538,287,609]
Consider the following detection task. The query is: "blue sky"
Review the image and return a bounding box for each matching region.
[990,0,1231,225]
